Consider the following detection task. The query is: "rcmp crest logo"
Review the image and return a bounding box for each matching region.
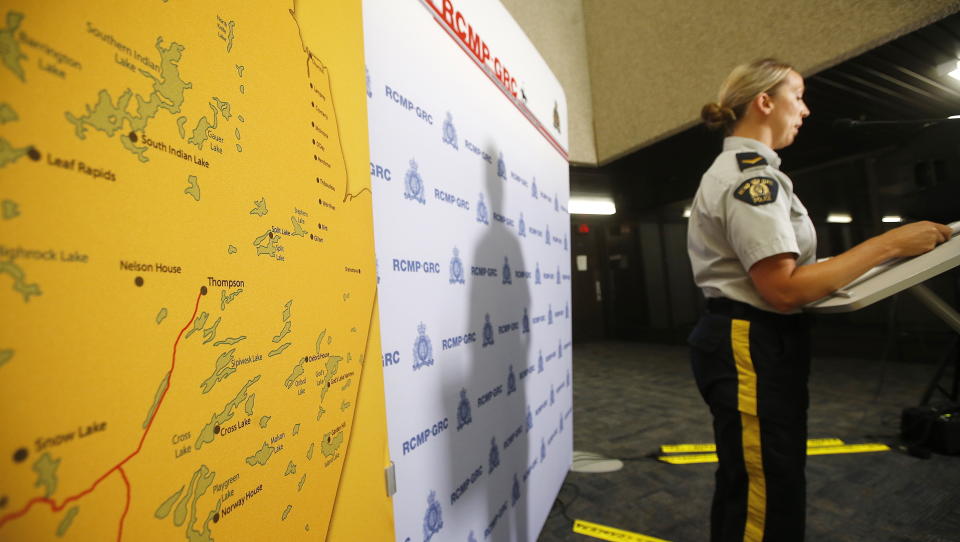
[502,257,512,285]
[449,247,465,285]
[497,152,506,180]
[412,323,434,370]
[365,67,372,98]
[404,159,426,204]
[545,223,551,245]
[548,304,553,325]
[489,437,500,473]
[482,313,495,347]
[526,405,533,432]
[476,193,489,225]
[538,349,544,373]
[507,365,517,395]
[535,263,541,284]
[442,111,458,150]
[734,176,778,206]
[457,388,472,430]
[423,490,444,542]
[522,308,530,334]
[531,178,538,199]
[511,474,521,507]
[518,213,526,237]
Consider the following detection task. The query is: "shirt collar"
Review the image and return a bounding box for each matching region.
[723,136,781,170]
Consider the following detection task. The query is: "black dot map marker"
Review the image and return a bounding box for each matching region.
[135,276,144,287]
[268,232,274,239]
[213,512,220,523]
[128,131,138,143]
[213,425,221,435]
[27,148,40,161]
[201,286,208,296]
[13,447,28,463]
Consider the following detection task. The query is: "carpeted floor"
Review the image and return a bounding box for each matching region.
[537,340,960,542]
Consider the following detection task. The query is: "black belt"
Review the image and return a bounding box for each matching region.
[706,297,809,323]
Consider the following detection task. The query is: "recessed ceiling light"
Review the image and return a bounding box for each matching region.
[827,213,852,224]
[882,215,902,223]
[569,196,616,215]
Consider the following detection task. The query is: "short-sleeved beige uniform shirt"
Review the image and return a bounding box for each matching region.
[687,137,817,313]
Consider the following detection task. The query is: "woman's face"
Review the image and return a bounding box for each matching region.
[767,70,810,149]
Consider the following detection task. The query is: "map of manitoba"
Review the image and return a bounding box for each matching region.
[0,2,377,540]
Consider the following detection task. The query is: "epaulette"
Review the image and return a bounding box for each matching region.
[735,152,768,171]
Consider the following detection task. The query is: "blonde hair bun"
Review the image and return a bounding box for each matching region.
[701,102,736,131]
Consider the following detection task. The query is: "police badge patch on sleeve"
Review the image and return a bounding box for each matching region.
[736,152,768,171]
[734,176,779,206]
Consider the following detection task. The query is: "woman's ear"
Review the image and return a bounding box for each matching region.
[755,92,774,116]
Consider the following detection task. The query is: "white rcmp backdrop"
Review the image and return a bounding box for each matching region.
[364,0,573,540]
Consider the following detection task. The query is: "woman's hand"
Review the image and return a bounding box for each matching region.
[879,221,953,259]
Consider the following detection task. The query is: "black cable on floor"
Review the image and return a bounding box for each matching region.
[549,482,580,525]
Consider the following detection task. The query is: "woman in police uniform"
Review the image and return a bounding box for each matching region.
[687,58,953,542]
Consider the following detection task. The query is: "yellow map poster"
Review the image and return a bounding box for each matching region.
[0,1,380,540]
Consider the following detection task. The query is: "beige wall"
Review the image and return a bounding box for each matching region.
[583,0,960,164]
[501,0,598,165]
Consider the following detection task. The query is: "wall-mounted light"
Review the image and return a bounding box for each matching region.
[569,196,616,215]
[882,215,903,223]
[827,213,852,224]
[682,206,691,218]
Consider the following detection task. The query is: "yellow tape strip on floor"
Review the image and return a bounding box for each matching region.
[660,438,843,454]
[659,443,889,464]
[573,519,672,542]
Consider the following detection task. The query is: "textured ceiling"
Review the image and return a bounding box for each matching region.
[582,0,960,165]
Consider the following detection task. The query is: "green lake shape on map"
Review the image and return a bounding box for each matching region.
[245,442,275,466]
[284,359,304,389]
[155,464,220,541]
[156,308,168,324]
[65,37,191,162]
[0,260,41,301]
[283,460,296,476]
[55,506,79,537]
[268,343,291,357]
[0,137,29,168]
[33,452,60,497]
[282,505,292,521]
[250,198,268,216]
[321,431,344,459]
[220,288,242,310]
[202,317,220,345]
[0,103,18,123]
[143,372,170,428]
[0,349,13,369]
[184,312,209,340]
[199,349,236,394]
[2,199,19,219]
[244,394,255,416]
[0,11,27,81]
[259,415,270,428]
[195,375,260,450]
[184,175,200,201]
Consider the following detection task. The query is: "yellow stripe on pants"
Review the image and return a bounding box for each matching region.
[731,319,766,542]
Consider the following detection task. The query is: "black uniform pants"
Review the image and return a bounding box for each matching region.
[689,299,811,542]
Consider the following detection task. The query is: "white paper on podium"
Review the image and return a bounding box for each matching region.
[805,221,960,314]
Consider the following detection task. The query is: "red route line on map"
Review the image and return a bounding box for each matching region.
[0,290,204,535]
[117,467,131,542]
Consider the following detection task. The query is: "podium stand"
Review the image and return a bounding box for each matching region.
[805,225,960,403]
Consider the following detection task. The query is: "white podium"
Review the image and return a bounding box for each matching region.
[805,222,960,403]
